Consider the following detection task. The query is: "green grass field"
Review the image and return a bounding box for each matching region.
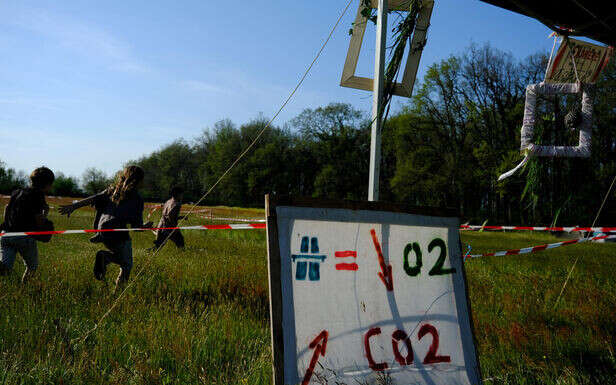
[0,207,615,384]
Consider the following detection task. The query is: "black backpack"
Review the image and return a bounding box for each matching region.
[2,189,54,242]
[33,218,54,243]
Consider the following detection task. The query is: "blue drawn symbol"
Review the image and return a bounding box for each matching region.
[292,236,327,281]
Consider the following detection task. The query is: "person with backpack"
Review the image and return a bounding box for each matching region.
[0,167,55,283]
[59,165,152,290]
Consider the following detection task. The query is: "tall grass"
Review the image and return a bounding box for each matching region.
[0,209,614,384]
[0,210,271,384]
[463,232,616,384]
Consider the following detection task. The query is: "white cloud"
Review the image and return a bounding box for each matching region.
[7,7,151,74]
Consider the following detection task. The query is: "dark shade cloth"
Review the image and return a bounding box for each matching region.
[479,0,616,46]
[91,190,144,243]
[1,188,48,233]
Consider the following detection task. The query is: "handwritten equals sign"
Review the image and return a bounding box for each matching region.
[335,251,358,271]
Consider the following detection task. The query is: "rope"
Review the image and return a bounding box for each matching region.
[565,37,581,84]
[544,34,559,81]
[73,0,355,345]
[553,173,616,309]
[590,175,616,228]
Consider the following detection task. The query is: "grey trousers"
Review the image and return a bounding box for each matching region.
[0,236,38,282]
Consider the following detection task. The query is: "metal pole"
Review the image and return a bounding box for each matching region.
[368,0,388,201]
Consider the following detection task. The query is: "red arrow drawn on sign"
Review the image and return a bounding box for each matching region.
[370,228,393,291]
[301,330,329,385]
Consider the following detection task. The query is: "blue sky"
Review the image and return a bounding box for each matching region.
[0,0,556,178]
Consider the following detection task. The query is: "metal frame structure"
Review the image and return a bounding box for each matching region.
[340,0,434,98]
[340,0,434,201]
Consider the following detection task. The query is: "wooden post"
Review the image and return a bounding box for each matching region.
[368,0,388,201]
[265,195,285,384]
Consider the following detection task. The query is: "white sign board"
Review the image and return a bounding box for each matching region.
[266,197,481,385]
[546,37,612,84]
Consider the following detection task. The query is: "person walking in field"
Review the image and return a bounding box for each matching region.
[0,167,55,283]
[59,165,152,289]
[151,186,186,251]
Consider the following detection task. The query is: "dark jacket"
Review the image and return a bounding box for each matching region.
[92,190,144,243]
[2,188,48,232]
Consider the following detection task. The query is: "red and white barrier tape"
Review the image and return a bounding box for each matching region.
[199,215,266,223]
[0,223,266,238]
[460,225,616,233]
[146,205,160,220]
[466,234,616,259]
[180,209,211,214]
[142,205,264,223]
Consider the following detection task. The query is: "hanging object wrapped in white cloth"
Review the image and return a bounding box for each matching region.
[521,82,593,157]
[498,82,594,181]
[498,36,612,181]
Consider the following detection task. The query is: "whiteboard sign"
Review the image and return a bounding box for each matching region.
[266,197,481,385]
[546,37,612,84]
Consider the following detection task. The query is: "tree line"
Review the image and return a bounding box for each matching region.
[0,162,114,198]
[3,44,615,225]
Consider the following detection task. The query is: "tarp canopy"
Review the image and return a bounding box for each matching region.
[480,1,616,46]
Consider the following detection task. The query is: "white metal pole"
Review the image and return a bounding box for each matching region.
[368,0,388,201]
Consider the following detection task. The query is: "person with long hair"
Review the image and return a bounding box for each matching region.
[59,165,152,289]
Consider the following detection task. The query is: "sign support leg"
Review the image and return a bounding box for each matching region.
[368,0,388,201]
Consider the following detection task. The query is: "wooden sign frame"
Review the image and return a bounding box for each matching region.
[265,195,482,384]
[340,0,434,98]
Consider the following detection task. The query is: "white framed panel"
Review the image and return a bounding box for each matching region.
[340,0,434,98]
